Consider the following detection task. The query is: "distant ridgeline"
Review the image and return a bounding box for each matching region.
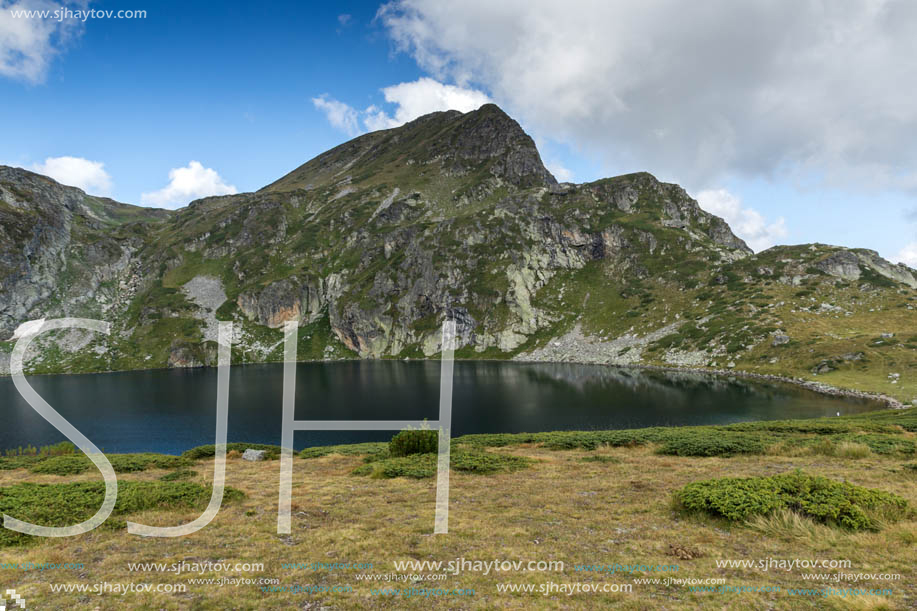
[1,104,915,401]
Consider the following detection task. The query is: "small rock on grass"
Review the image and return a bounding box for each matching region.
[242,449,266,461]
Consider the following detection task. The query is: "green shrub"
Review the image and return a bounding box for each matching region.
[159,469,197,482]
[451,411,917,452]
[450,451,531,474]
[109,454,189,472]
[0,481,243,547]
[361,451,392,464]
[352,450,531,479]
[656,434,767,457]
[453,427,771,454]
[836,435,915,456]
[723,418,893,435]
[0,456,44,471]
[349,463,376,477]
[182,443,281,460]
[29,455,90,475]
[783,434,915,457]
[361,454,437,479]
[389,429,439,457]
[29,453,189,475]
[455,432,543,448]
[288,409,917,467]
[299,442,388,459]
[539,430,647,450]
[675,470,907,531]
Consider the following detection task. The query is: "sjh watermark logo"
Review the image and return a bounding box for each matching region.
[0,589,26,610]
[6,317,457,539]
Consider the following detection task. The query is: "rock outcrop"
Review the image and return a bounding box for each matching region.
[237,276,324,328]
[0,166,168,341]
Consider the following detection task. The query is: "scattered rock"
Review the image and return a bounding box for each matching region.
[771,333,790,347]
[181,275,229,344]
[812,360,835,375]
[516,321,686,366]
[667,543,702,560]
[242,449,267,462]
[816,303,846,314]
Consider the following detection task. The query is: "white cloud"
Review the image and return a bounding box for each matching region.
[379,0,917,193]
[141,161,237,209]
[363,78,490,131]
[31,156,111,194]
[313,77,490,136]
[696,188,788,252]
[312,94,361,137]
[546,162,573,182]
[0,0,85,82]
[893,242,917,268]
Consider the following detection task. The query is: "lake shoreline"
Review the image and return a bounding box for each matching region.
[624,363,907,409]
[3,354,907,409]
[507,357,907,410]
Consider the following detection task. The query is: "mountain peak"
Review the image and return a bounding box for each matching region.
[262,104,556,193]
[444,103,557,187]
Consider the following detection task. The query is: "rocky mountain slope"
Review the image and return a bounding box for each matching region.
[1,104,915,401]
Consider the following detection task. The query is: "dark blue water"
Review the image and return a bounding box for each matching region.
[0,361,884,454]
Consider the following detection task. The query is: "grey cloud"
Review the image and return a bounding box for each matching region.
[379,0,917,192]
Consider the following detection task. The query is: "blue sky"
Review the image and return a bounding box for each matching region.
[2,0,916,265]
[1,0,417,202]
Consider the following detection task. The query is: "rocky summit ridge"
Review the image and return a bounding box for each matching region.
[1,104,915,401]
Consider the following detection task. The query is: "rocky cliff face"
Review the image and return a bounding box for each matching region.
[0,166,168,340]
[236,276,325,328]
[1,104,915,391]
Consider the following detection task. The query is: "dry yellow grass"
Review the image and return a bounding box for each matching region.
[1,445,915,610]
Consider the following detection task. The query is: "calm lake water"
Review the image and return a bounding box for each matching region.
[0,361,885,455]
